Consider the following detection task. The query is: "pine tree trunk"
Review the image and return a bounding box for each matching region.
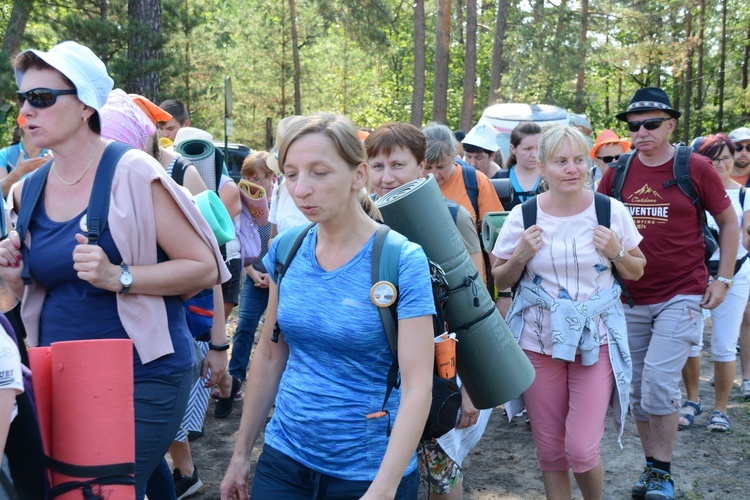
[289,0,302,115]
[573,0,588,114]
[683,9,694,144]
[2,0,34,61]
[411,0,426,127]
[718,0,727,131]
[432,0,452,124]
[460,0,477,132]
[127,0,162,101]
[695,0,706,138]
[488,0,510,105]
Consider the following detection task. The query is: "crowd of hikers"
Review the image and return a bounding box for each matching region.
[0,40,749,500]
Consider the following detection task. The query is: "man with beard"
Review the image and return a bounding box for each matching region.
[598,87,738,500]
[729,127,750,401]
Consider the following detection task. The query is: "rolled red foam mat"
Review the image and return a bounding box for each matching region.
[30,339,136,499]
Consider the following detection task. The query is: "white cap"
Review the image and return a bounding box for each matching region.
[729,127,750,144]
[15,41,113,112]
[462,119,499,152]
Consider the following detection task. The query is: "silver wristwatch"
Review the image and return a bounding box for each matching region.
[119,263,134,294]
[611,246,626,263]
[714,275,733,289]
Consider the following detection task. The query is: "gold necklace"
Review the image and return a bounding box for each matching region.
[51,139,102,187]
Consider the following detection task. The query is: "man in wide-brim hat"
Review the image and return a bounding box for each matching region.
[598,87,739,500]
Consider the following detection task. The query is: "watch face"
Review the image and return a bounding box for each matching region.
[120,272,134,287]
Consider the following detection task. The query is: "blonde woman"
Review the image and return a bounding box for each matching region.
[492,125,645,500]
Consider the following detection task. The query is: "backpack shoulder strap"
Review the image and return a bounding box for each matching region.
[371,225,405,359]
[594,192,611,228]
[17,161,53,286]
[86,142,132,245]
[610,152,634,201]
[271,223,316,343]
[665,145,699,205]
[521,196,538,229]
[6,143,21,170]
[369,224,407,436]
[445,199,460,223]
[459,160,480,225]
[170,156,190,186]
[594,192,635,308]
[741,187,746,209]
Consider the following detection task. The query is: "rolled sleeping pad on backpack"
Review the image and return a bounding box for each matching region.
[481,211,510,253]
[175,139,223,192]
[238,179,270,226]
[376,175,535,409]
[194,190,236,246]
[29,339,136,499]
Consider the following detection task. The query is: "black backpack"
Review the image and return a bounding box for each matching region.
[272,223,462,440]
[521,192,634,307]
[610,144,718,263]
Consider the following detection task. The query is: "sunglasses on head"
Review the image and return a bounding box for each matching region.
[626,117,670,133]
[736,144,749,153]
[16,88,77,109]
[596,155,621,164]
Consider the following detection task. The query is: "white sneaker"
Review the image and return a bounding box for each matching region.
[742,379,750,401]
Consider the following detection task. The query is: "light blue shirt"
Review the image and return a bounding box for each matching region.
[263,225,435,480]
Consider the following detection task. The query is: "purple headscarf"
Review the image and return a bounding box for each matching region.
[100,88,156,150]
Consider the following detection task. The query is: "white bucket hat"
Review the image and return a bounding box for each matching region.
[462,119,499,152]
[15,41,113,112]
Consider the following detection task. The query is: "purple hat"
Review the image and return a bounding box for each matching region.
[616,87,681,122]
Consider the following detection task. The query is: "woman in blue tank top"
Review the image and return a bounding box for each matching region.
[221,113,435,500]
[0,42,228,500]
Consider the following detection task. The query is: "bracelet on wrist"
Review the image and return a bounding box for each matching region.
[208,342,230,351]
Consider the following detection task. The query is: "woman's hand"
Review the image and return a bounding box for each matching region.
[247,266,270,289]
[73,233,120,291]
[593,225,622,260]
[0,231,24,297]
[456,385,480,429]
[514,225,543,263]
[220,456,251,500]
[202,349,228,387]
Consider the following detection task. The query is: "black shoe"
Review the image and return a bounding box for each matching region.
[174,466,203,499]
[186,428,204,441]
[215,376,241,418]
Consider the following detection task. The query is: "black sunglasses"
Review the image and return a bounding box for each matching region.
[16,88,77,109]
[626,117,670,133]
[736,144,748,152]
[596,155,621,164]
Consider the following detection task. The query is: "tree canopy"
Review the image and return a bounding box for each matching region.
[1,0,748,149]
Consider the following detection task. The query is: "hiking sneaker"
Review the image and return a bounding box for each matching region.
[644,468,674,500]
[742,379,750,401]
[631,465,652,499]
[215,376,242,418]
[174,466,203,499]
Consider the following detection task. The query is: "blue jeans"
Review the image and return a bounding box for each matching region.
[251,444,419,499]
[135,369,192,499]
[229,274,269,381]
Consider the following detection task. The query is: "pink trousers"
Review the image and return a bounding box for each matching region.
[523,346,614,473]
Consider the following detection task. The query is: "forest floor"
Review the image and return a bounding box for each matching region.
[179,316,750,499]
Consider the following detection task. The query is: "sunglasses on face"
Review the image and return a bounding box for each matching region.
[16,88,77,109]
[736,144,749,153]
[596,155,621,164]
[626,117,670,133]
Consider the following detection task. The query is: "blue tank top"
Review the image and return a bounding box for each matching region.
[27,185,193,378]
